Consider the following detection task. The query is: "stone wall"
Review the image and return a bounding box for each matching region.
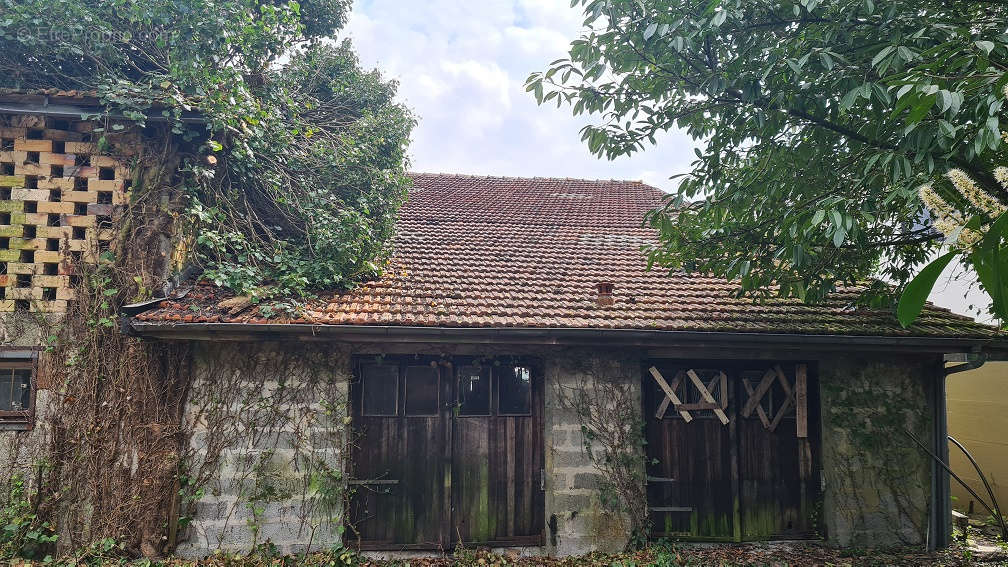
[543,350,643,555]
[818,353,939,547]
[176,342,352,557]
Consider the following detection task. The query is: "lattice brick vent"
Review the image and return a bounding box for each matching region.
[0,114,132,313]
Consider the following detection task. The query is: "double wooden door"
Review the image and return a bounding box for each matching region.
[347,356,544,550]
[643,360,819,541]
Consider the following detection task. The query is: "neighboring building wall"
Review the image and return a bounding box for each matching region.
[0,108,135,498]
[818,353,938,547]
[947,361,1008,514]
[0,112,133,314]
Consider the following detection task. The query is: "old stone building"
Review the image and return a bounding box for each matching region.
[0,96,1004,557]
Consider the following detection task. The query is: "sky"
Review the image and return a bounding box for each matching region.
[341,0,990,321]
[341,0,695,191]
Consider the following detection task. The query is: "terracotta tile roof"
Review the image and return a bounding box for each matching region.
[135,173,996,338]
[0,88,102,104]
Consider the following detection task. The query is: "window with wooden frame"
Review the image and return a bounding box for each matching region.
[498,364,532,416]
[0,356,35,431]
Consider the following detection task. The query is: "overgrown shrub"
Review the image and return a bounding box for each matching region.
[0,475,57,560]
[0,0,415,299]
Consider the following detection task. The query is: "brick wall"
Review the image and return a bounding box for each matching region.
[0,113,132,313]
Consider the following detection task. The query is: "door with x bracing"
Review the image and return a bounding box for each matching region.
[643,361,820,541]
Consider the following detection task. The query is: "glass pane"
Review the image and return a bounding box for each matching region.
[362,363,398,416]
[0,368,30,412]
[458,365,491,416]
[12,370,30,411]
[0,369,12,411]
[405,365,439,415]
[499,365,532,415]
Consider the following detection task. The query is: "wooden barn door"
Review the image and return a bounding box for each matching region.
[348,358,453,549]
[348,357,544,550]
[451,360,544,547]
[644,366,736,539]
[643,361,818,541]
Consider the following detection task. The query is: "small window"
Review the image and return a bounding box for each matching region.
[498,365,532,415]
[457,365,491,416]
[361,363,398,416]
[0,361,33,430]
[404,365,439,415]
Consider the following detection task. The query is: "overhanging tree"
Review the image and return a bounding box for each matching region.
[527,0,1008,326]
[0,0,415,300]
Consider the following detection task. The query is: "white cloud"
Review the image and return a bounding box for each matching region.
[341,0,695,193]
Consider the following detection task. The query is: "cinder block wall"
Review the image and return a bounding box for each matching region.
[177,343,941,556]
[544,351,641,555]
[177,342,351,557]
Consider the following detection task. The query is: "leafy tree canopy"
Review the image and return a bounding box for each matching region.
[529,0,1008,325]
[0,0,415,299]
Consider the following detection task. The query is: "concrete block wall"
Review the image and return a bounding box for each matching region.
[818,353,937,547]
[176,342,352,557]
[175,342,942,556]
[543,350,642,555]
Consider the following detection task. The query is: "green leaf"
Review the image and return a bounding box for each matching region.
[871,45,895,68]
[643,22,658,40]
[975,40,995,55]
[905,93,937,124]
[897,251,958,327]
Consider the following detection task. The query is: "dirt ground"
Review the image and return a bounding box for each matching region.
[357,540,1008,566]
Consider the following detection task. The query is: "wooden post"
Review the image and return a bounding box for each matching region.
[795,364,808,439]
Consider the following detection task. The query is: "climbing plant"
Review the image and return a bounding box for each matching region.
[554,355,650,549]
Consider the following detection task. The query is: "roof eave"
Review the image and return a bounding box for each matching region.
[0,94,205,123]
[127,320,1005,354]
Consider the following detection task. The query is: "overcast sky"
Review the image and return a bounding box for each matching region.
[341,0,990,321]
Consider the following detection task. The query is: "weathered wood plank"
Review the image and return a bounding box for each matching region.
[742,378,772,429]
[649,367,692,422]
[795,364,808,439]
[686,369,729,425]
[767,395,793,432]
[741,369,775,418]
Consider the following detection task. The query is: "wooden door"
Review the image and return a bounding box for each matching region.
[736,364,816,539]
[644,366,735,540]
[451,360,544,546]
[348,356,544,550]
[348,358,452,549]
[643,361,818,542]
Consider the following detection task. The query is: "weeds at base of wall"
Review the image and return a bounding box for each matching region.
[0,541,995,567]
